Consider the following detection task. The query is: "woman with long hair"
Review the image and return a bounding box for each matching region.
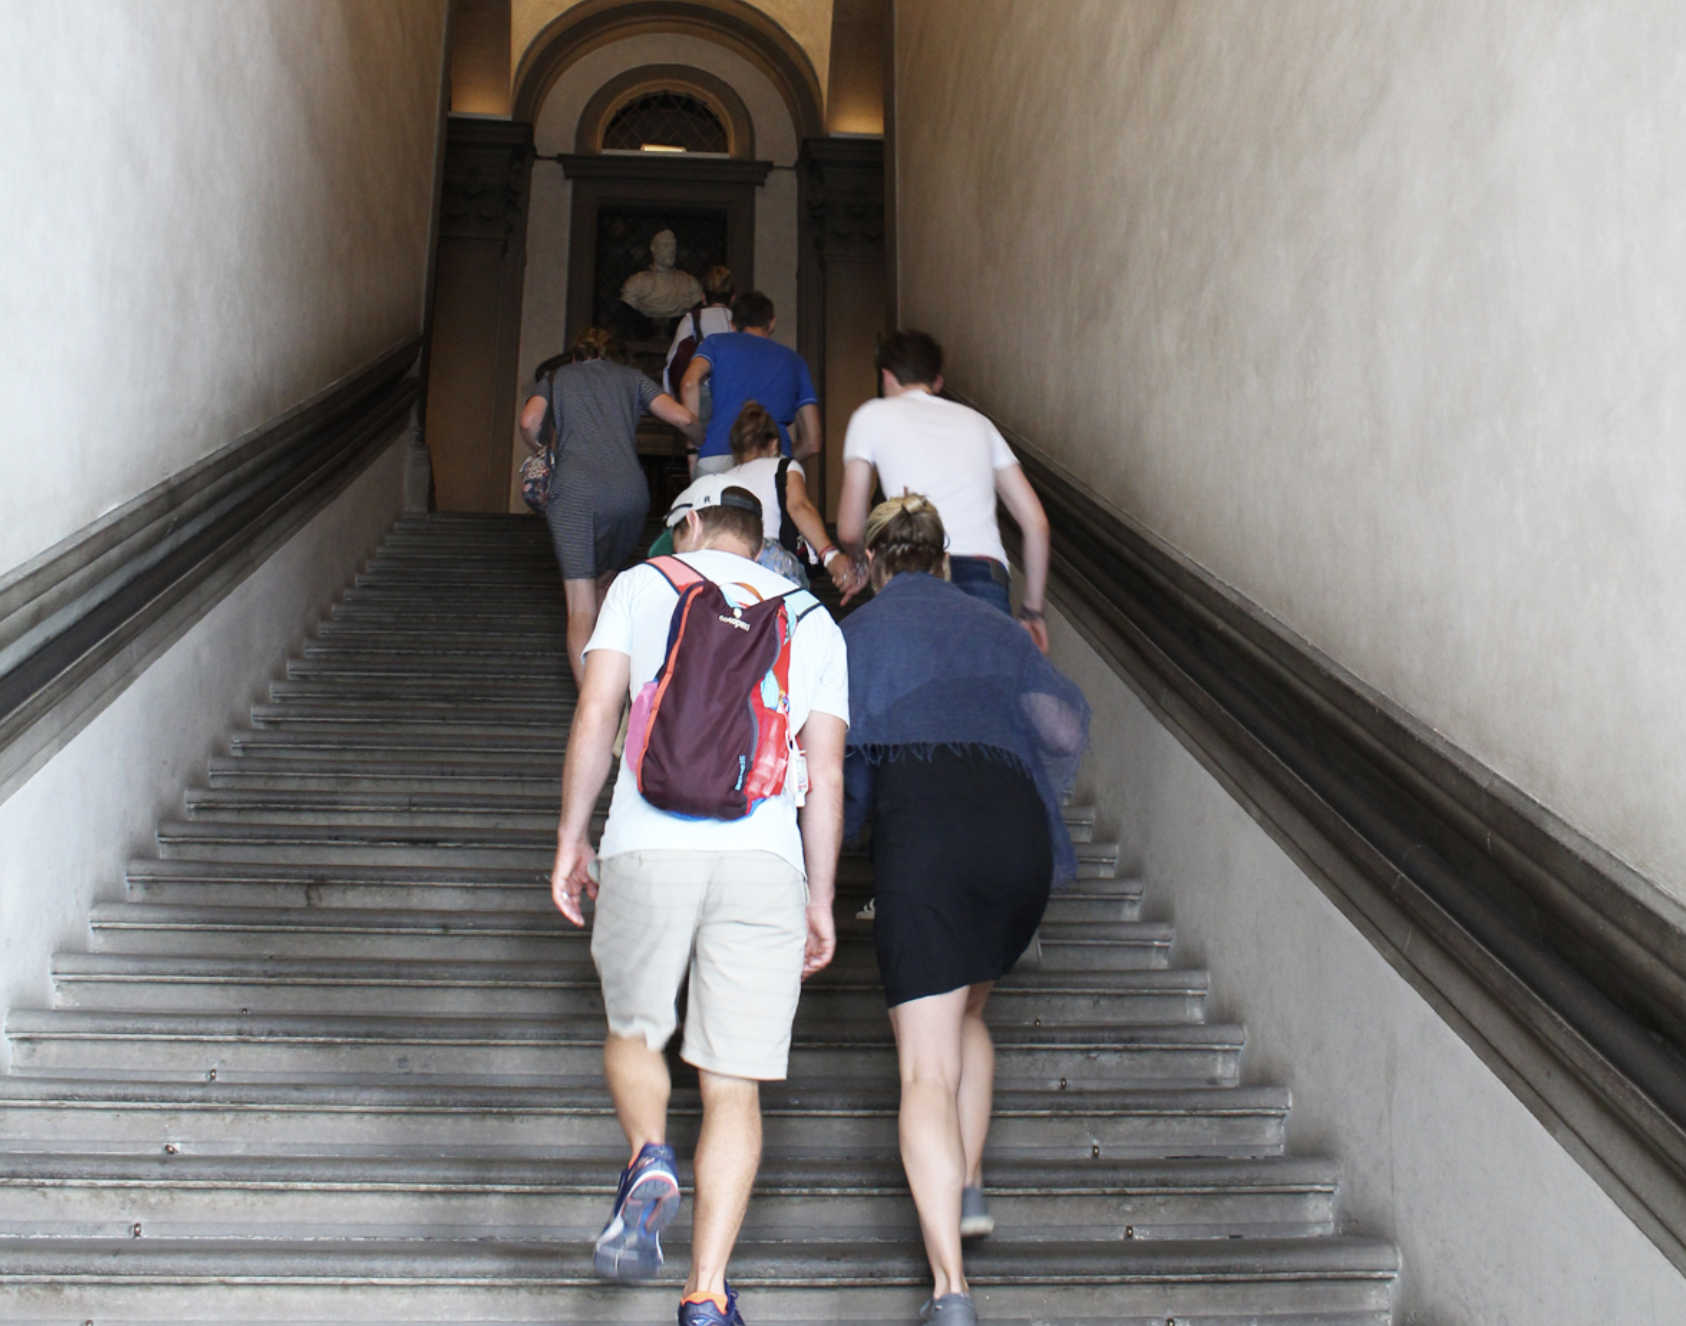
[519,328,698,686]
[841,494,1089,1326]
[661,401,848,590]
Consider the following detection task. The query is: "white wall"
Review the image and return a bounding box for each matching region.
[510,31,803,507]
[1046,601,1686,1325]
[893,0,1686,905]
[0,434,411,1038]
[0,0,448,577]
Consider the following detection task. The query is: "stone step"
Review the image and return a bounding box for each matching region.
[154,824,560,868]
[122,857,559,909]
[303,629,573,659]
[361,549,561,564]
[121,858,1137,919]
[173,788,634,821]
[334,601,569,627]
[181,788,610,814]
[227,722,569,755]
[151,822,1123,882]
[358,555,557,573]
[322,617,570,642]
[304,627,574,657]
[51,953,1208,1022]
[0,1235,1399,1322]
[267,678,575,704]
[256,693,574,718]
[204,756,563,792]
[0,1078,1295,1158]
[86,903,1172,967]
[0,1152,1340,1242]
[342,582,563,603]
[328,602,567,627]
[5,1010,1244,1089]
[178,788,1096,845]
[244,712,572,736]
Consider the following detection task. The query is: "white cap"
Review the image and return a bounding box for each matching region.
[664,474,763,528]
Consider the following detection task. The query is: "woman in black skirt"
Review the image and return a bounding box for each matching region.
[841,495,1089,1326]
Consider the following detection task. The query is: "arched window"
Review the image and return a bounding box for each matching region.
[603,91,729,154]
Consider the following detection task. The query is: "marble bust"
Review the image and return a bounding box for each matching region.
[619,229,704,321]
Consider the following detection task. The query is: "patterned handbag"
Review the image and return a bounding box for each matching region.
[520,373,560,513]
[519,448,552,513]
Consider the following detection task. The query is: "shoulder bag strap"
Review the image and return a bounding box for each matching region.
[545,370,563,464]
[647,555,707,595]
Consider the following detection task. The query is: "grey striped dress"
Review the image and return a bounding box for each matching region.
[539,360,660,581]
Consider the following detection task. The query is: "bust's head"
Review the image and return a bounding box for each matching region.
[650,230,678,270]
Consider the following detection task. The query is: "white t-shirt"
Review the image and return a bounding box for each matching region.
[584,550,849,874]
[663,305,734,394]
[841,388,1020,564]
[710,456,805,544]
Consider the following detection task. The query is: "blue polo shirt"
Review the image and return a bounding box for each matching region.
[696,332,819,460]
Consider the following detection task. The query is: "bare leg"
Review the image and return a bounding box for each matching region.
[563,577,599,691]
[958,982,995,1188]
[603,1032,670,1163]
[685,1070,762,1300]
[888,988,970,1299]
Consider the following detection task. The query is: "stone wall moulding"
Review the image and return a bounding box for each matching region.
[574,63,756,158]
[0,342,422,806]
[970,394,1686,1277]
[440,118,536,249]
[512,0,823,139]
[801,137,883,260]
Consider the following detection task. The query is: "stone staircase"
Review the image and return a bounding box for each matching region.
[0,512,1399,1322]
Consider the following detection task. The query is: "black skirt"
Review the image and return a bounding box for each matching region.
[868,746,1053,1007]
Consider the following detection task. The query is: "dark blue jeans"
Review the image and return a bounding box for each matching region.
[948,555,1013,617]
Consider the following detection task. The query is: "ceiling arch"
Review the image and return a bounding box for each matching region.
[512,0,824,140]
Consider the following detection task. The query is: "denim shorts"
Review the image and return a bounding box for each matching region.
[947,555,1013,617]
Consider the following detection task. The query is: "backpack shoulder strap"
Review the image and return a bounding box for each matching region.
[647,555,707,594]
[781,588,823,624]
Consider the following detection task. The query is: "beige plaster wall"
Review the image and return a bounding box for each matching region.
[0,0,448,577]
[825,0,885,135]
[513,0,831,100]
[452,0,513,114]
[0,432,411,1049]
[894,0,1686,903]
[511,31,802,506]
[1045,598,1686,1326]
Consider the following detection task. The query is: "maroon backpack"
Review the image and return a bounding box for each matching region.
[624,556,823,820]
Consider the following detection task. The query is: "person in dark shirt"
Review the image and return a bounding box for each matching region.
[678,291,820,478]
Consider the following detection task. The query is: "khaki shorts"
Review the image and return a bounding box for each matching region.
[591,850,808,1081]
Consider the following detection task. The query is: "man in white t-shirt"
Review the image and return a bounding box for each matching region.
[837,329,1053,652]
[549,476,847,1325]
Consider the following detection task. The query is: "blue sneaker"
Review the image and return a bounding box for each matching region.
[593,1141,681,1280]
[679,1281,744,1326]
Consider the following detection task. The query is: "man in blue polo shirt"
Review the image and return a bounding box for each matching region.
[679,290,821,477]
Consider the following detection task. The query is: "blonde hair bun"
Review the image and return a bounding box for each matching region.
[864,493,948,587]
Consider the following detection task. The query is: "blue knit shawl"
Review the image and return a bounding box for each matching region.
[840,572,1091,884]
